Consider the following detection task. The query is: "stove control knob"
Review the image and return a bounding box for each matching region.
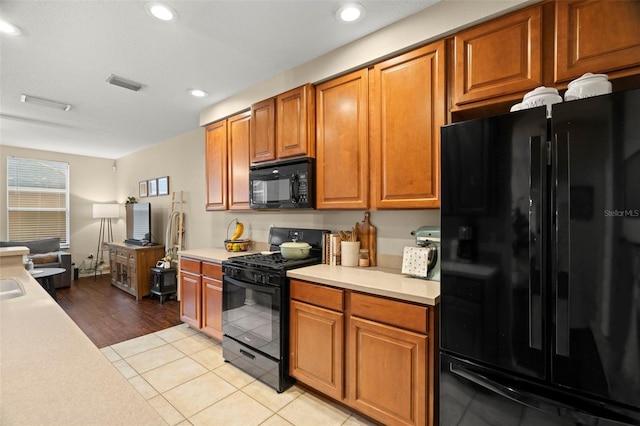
[253,273,262,283]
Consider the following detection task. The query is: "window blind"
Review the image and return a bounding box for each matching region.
[6,157,70,246]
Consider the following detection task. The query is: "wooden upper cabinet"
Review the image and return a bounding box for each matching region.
[250,97,276,164]
[371,40,445,209]
[451,5,542,109]
[227,110,251,210]
[205,120,228,210]
[316,69,369,209]
[276,83,316,160]
[555,0,640,83]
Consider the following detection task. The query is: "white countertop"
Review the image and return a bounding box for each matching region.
[287,264,440,306]
[178,248,440,305]
[0,248,166,425]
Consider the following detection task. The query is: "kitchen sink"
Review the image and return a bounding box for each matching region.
[0,279,26,300]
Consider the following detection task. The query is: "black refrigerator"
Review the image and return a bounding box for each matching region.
[440,88,640,426]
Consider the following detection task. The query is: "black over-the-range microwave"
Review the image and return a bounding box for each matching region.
[249,157,315,209]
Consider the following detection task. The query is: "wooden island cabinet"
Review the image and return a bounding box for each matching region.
[106,242,165,301]
[290,279,439,426]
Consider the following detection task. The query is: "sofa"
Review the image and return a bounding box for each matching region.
[0,237,72,289]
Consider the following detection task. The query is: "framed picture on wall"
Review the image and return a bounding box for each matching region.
[157,176,169,196]
[148,178,158,197]
[139,180,148,198]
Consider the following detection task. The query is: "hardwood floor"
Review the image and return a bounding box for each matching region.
[56,273,182,348]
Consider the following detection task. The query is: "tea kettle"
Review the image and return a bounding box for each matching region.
[401,226,440,281]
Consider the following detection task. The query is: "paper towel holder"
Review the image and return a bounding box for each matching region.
[406,226,440,281]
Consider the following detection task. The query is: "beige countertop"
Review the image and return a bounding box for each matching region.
[178,247,439,306]
[0,247,166,425]
[288,264,440,306]
[178,247,259,263]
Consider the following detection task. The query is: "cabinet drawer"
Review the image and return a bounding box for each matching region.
[202,262,222,280]
[180,257,201,274]
[351,292,428,334]
[291,280,344,312]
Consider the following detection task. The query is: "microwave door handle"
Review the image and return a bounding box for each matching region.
[290,175,300,204]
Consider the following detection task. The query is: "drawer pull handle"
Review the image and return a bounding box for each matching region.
[240,349,255,360]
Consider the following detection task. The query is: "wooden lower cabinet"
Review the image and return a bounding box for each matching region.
[106,242,165,301]
[201,263,223,340]
[290,299,344,400]
[289,279,438,426]
[348,317,427,426]
[179,258,202,329]
[179,257,223,340]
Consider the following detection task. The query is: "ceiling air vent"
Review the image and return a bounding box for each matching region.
[106,74,145,92]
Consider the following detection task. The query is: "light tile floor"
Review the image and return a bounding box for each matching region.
[101,324,378,426]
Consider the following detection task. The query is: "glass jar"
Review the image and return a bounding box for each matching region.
[358,249,370,267]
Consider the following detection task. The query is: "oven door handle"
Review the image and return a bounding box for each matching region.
[224,275,277,294]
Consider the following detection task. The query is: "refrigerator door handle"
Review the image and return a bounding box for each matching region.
[554,132,570,357]
[449,361,639,425]
[528,136,543,350]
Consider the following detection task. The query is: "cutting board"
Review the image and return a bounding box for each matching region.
[358,212,377,266]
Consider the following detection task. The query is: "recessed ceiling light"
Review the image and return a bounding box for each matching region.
[21,94,71,112]
[188,89,208,98]
[335,3,365,23]
[144,2,178,22]
[0,19,21,36]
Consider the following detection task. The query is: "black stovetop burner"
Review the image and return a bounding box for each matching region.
[225,252,320,270]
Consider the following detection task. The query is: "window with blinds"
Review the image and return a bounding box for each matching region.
[7,157,70,247]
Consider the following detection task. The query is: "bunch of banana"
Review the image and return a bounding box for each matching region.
[226,219,246,251]
[230,221,244,241]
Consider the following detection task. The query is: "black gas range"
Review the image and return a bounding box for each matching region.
[221,227,329,393]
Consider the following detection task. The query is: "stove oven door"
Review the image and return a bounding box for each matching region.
[222,274,292,391]
[222,275,281,359]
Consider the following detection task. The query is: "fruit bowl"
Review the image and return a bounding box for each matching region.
[224,239,250,252]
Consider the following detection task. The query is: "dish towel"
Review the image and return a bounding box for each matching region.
[402,246,430,278]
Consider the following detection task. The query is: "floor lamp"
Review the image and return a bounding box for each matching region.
[93,204,119,278]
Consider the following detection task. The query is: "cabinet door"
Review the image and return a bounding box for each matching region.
[250,97,276,164]
[371,41,445,209]
[348,316,427,426]
[109,248,117,285]
[290,300,344,400]
[451,5,542,108]
[180,271,202,329]
[316,69,369,209]
[276,84,315,160]
[555,0,640,82]
[128,251,137,293]
[205,120,228,210]
[227,110,251,210]
[202,276,222,340]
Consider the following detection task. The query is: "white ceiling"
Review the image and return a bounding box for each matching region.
[0,0,438,159]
